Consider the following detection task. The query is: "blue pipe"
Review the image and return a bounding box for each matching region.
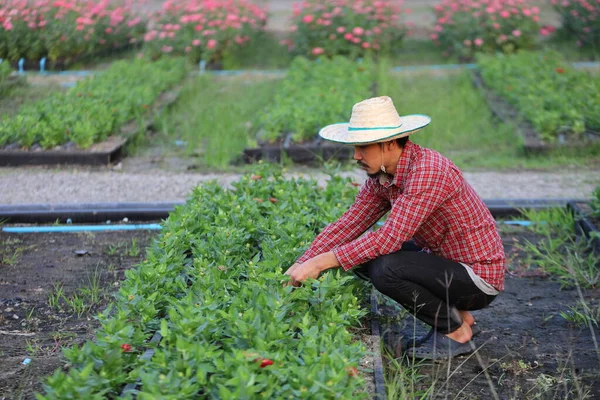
[3,224,163,233]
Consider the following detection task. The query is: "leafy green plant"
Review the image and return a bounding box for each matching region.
[477,50,600,142]
[38,164,373,399]
[517,207,600,289]
[0,57,188,149]
[257,56,376,143]
[560,301,600,328]
[590,186,600,218]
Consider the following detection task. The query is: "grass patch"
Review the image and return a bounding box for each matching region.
[0,82,64,119]
[149,74,280,168]
[382,69,600,170]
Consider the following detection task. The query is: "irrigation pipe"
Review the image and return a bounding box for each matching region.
[0,199,583,225]
[2,224,162,233]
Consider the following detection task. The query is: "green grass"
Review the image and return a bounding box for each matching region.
[0,82,64,119]
[148,74,281,168]
[381,69,600,170]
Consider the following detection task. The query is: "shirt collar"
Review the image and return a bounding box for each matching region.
[377,140,416,188]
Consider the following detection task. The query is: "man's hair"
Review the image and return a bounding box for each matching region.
[396,136,409,148]
[377,136,409,149]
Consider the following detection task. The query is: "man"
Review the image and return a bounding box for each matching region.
[285,96,505,359]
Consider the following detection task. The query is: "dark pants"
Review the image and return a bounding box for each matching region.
[356,242,496,334]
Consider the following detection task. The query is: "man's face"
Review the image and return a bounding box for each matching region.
[353,143,382,178]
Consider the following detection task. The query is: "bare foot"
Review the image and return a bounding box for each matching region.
[445,320,473,344]
[458,310,475,326]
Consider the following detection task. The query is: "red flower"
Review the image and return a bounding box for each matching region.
[350,182,361,187]
[121,343,132,352]
[346,366,359,377]
[268,197,278,203]
[555,68,565,74]
[257,358,274,368]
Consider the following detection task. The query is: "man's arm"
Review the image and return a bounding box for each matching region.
[295,178,389,265]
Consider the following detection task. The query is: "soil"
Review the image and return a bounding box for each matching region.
[376,225,600,399]
[0,229,156,400]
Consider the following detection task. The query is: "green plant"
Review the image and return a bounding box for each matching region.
[560,300,600,328]
[590,186,600,218]
[477,50,600,142]
[0,57,188,149]
[257,56,376,143]
[47,283,65,310]
[38,164,372,399]
[126,238,140,258]
[517,208,600,289]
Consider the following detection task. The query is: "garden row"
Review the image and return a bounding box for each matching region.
[37,166,374,399]
[1,0,598,68]
[0,57,187,162]
[2,50,598,166]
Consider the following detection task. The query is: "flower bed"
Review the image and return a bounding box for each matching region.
[37,166,373,399]
[475,50,600,147]
[0,0,146,68]
[0,57,187,151]
[256,56,376,144]
[143,0,268,65]
[552,0,600,48]
[283,0,408,58]
[431,0,541,60]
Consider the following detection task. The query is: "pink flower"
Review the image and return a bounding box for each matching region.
[463,39,472,46]
[344,32,353,40]
[474,38,484,46]
[185,46,191,53]
[540,28,549,36]
[192,39,201,46]
[500,10,510,18]
[512,29,521,37]
[311,47,324,55]
[207,39,217,49]
[362,42,370,48]
[430,33,439,40]
[302,14,313,24]
[336,26,345,33]
[329,34,336,40]
[352,27,364,36]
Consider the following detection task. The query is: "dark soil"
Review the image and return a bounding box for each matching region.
[0,229,156,400]
[377,225,600,399]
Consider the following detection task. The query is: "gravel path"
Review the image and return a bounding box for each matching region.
[1,167,598,205]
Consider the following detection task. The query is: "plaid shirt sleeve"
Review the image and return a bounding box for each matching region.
[333,166,461,270]
[296,178,389,264]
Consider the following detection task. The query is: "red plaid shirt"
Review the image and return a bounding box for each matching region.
[297,140,506,291]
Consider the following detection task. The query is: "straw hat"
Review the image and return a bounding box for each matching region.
[318,96,431,144]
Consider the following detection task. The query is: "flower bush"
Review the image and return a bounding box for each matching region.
[552,0,600,48]
[431,0,542,59]
[142,0,268,64]
[0,0,146,65]
[283,0,408,59]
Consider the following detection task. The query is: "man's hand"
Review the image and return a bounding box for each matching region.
[284,252,341,287]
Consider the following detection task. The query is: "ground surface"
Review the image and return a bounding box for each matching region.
[1,166,598,204]
[0,230,155,399]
